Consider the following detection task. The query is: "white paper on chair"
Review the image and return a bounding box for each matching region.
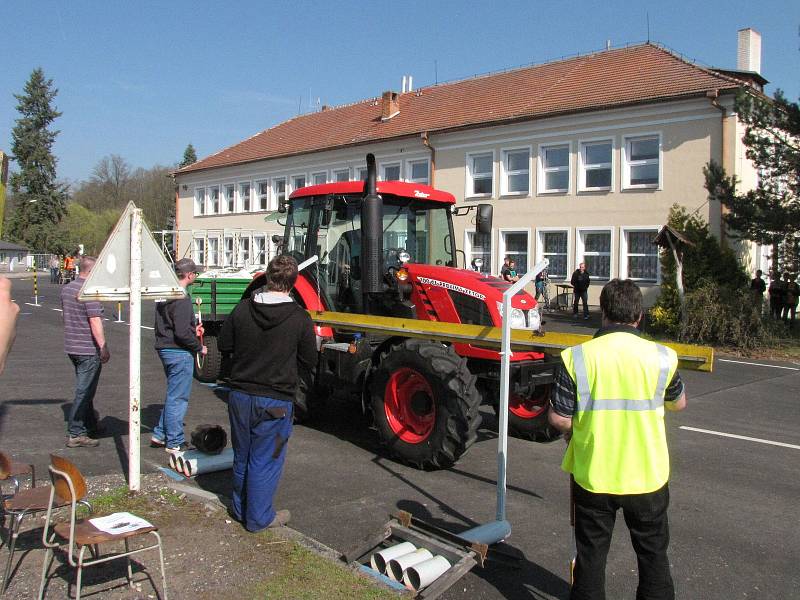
[89,512,153,534]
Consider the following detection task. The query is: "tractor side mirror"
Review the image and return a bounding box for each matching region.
[476,204,493,235]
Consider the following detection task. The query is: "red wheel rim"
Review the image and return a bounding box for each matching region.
[384,368,436,443]
[508,389,548,419]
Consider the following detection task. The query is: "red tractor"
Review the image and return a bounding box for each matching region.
[241,154,558,469]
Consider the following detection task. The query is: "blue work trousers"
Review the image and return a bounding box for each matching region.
[67,354,102,437]
[228,390,293,532]
[153,349,194,447]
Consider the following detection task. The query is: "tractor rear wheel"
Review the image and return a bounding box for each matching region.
[493,383,561,442]
[369,339,482,469]
[194,334,221,383]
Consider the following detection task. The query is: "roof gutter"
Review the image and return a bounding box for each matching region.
[421,132,435,187]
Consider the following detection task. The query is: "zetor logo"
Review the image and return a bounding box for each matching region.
[413,190,430,198]
[418,277,486,300]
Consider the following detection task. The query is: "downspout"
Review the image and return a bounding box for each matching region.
[707,90,729,246]
[421,131,435,187]
[174,181,180,260]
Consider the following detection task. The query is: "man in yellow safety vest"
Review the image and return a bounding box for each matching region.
[548,278,687,600]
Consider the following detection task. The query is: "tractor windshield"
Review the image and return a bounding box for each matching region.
[380,198,455,268]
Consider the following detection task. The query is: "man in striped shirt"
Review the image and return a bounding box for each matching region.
[61,256,110,448]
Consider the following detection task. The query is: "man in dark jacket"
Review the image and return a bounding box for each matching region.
[219,255,317,532]
[152,258,206,453]
[571,262,591,319]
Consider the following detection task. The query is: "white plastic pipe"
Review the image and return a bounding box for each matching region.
[403,555,451,592]
[387,548,433,581]
[370,542,416,574]
[182,448,234,477]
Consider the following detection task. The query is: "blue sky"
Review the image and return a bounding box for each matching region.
[1,0,798,184]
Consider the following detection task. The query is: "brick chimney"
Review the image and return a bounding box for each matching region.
[737,28,761,74]
[381,91,400,121]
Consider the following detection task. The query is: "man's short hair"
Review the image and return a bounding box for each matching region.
[755,269,762,277]
[79,256,96,273]
[600,278,643,324]
[266,255,299,292]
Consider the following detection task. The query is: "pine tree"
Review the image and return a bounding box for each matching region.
[180,143,197,168]
[7,68,66,251]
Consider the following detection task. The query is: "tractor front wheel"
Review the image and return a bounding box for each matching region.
[369,339,482,469]
[493,384,561,442]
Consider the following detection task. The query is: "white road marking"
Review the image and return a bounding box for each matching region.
[680,426,800,450]
[24,302,41,307]
[141,326,154,330]
[717,358,799,371]
[52,308,63,312]
[20,312,32,315]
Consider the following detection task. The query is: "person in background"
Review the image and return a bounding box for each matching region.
[62,254,74,283]
[571,262,591,320]
[782,272,798,328]
[768,271,786,320]
[152,258,207,454]
[549,279,686,600]
[749,269,766,313]
[49,255,60,284]
[0,276,20,376]
[61,256,110,448]
[502,258,520,283]
[535,268,547,301]
[219,255,316,532]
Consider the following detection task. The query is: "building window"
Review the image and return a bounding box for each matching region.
[502,148,530,195]
[253,235,267,264]
[238,236,250,266]
[623,135,660,188]
[501,231,529,275]
[466,232,491,274]
[407,160,429,184]
[467,152,493,196]
[622,229,659,282]
[579,140,612,191]
[192,238,205,265]
[223,236,235,267]
[539,144,570,193]
[356,166,368,181]
[292,175,306,192]
[208,186,220,215]
[273,178,286,209]
[239,182,251,212]
[207,237,219,266]
[194,188,205,216]
[577,229,612,280]
[256,180,269,211]
[333,168,350,182]
[312,171,327,185]
[224,184,235,213]
[538,230,568,279]
[381,163,400,181]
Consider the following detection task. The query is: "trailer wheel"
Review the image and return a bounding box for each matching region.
[494,384,561,442]
[369,339,482,470]
[194,334,221,383]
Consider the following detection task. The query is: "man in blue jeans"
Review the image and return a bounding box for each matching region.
[152,258,207,454]
[61,256,110,448]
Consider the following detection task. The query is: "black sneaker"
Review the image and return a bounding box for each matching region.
[66,435,100,448]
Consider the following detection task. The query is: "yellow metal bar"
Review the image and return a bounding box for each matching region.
[307,310,714,372]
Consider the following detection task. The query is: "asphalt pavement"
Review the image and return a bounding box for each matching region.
[3,277,799,599]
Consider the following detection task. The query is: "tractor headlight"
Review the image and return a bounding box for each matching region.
[496,302,527,329]
[527,306,541,331]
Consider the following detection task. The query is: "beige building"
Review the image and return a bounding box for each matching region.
[174,32,768,305]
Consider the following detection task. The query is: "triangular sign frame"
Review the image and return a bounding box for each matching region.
[78,201,185,302]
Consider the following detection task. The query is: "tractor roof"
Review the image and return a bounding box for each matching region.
[288,180,456,205]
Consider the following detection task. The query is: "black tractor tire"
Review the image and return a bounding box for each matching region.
[492,383,561,442]
[368,339,482,470]
[194,334,221,383]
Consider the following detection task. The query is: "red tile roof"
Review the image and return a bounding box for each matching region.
[177,43,742,175]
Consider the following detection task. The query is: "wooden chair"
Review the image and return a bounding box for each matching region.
[1,452,60,595]
[38,454,168,600]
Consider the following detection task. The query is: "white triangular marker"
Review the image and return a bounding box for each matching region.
[79,201,185,301]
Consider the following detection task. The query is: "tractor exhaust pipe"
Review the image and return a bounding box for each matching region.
[362,153,383,307]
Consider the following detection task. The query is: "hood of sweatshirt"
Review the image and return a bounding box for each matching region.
[248,292,297,331]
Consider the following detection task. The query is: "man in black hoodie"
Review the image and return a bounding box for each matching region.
[571,262,591,320]
[219,255,317,532]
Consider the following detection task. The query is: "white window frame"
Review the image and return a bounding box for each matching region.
[333,168,350,182]
[291,174,307,194]
[237,235,251,266]
[207,236,220,266]
[380,163,401,181]
[223,183,236,214]
[498,228,532,276]
[578,138,614,192]
[463,230,493,274]
[207,185,220,215]
[192,237,206,265]
[194,187,206,216]
[576,227,614,281]
[620,227,661,283]
[500,146,531,196]
[537,142,571,194]
[465,150,495,198]
[622,133,662,190]
[406,159,430,184]
[238,181,251,213]
[311,171,328,186]
[255,179,269,211]
[222,235,235,267]
[535,227,572,280]
[272,177,286,211]
[253,235,267,265]
[355,166,368,181]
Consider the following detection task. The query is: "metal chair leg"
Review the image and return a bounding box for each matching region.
[1,512,23,595]
[37,547,54,600]
[75,546,86,600]
[153,532,168,600]
[124,538,133,588]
